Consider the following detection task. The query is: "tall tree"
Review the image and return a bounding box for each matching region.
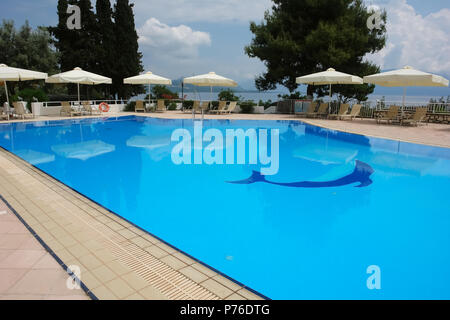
[113,0,144,99]
[95,0,116,98]
[75,0,99,71]
[0,20,58,73]
[0,20,59,101]
[245,0,387,102]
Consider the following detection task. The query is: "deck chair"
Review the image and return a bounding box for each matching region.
[316,103,329,118]
[13,102,34,119]
[328,104,349,119]
[221,101,237,114]
[306,103,327,118]
[377,105,400,124]
[81,101,101,116]
[135,100,145,113]
[155,99,166,113]
[200,101,210,114]
[401,107,428,126]
[210,101,227,114]
[340,104,362,121]
[189,100,200,114]
[295,101,317,117]
[60,102,81,117]
[0,105,9,120]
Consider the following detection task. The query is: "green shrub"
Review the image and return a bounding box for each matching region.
[11,88,48,111]
[183,100,194,108]
[239,100,256,114]
[167,102,177,110]
[211,101,219,108]
[218,89,240,102]
[124,101,136,112]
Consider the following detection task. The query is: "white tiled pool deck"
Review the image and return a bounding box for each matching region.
[0,111,449,300]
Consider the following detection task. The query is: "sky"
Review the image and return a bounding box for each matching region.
[1,0,449,97]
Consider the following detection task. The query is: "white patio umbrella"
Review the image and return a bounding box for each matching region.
[183,72,238,117]
[0,63,48,105]
[296,68,363,112]
[183,72,237,96]
[363,66,449,111]
[46,67,112,103]
[124,71,172,106]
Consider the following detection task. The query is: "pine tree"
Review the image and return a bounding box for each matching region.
[245,0,387,102]
[113,0,144,99]
[75,0,99,71]
[49,0,72,71]
[95,0,116,98]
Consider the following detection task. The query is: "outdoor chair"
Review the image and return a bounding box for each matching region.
[401,107,428,126]
[377,105,400,124]
[82,101,101,116]
[306,103,328,118]
[339,104,362,121]
[155,99,166,113]
[191,100,202,114]
[13,102,34,119]
[60,101,81,117]
[135,100,145,113]
[221,101,237,114]
[295,101,317,117]
[0,106,8,120]
[210,101,227,114]
[200,101,210,114]
[328,104,349,120]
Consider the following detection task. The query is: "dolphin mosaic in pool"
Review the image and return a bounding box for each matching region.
[228,160,374,188]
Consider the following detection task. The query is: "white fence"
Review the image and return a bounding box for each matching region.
[32,100,127,116]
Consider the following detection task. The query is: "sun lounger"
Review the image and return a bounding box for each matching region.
[200,101,210,114]
[339,104,362,121]
[328,104,349,119]
[401,107,428,126]
[135,100,145,113]
[376,105,400,124]
[183,100,197,113]
[13,102,34,119]
[82,101,101,116]
[210,101,228,114]
[60,101,81,117]
[295,101,317,117]
[220,101,237,114]
[155,99,166,113]
[191,100,202,114]
[307,103,328,118]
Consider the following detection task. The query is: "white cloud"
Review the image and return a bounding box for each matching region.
[138,18,211,59]
[132,0,272,24]
[366,0,450,76]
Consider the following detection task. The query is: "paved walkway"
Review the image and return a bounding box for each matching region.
[0,199,89,300]
[0,149,261,300]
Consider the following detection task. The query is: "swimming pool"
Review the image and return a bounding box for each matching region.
[0,115,449,299]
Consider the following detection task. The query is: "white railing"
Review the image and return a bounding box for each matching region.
[41,100,127,108]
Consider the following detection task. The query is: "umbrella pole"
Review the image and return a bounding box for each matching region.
[329,84,332,114]
[148,84,151,110]
[4,81,9,106]
[402,87,406,116]
[77,83,80,104]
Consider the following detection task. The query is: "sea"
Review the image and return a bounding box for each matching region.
[132,92,449,105]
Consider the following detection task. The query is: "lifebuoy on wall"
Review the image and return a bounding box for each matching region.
[99,102,110,112]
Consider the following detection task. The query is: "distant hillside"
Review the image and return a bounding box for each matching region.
[151,78,259,93]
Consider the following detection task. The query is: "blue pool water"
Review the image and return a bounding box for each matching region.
[0,116,449,299]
